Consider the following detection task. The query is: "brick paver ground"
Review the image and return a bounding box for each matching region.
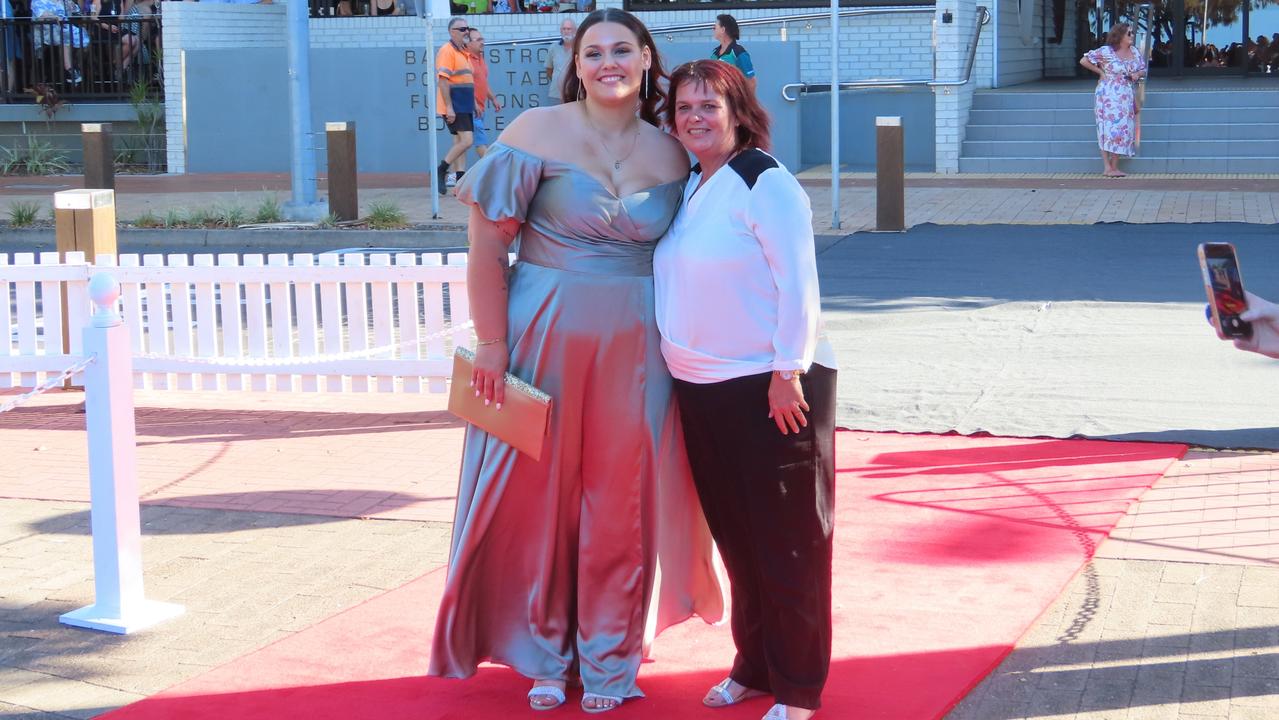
[0,497,450,719]
[947,450,1279,720]
[0,390,463,523]
[0,389,460,719]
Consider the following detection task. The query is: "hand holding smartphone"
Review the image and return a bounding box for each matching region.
[1198,242,1253,340]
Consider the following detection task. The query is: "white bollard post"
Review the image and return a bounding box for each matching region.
[60,273,184,634]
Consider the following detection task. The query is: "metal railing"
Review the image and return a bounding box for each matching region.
[308,0,596,14]
[780,5,990,100]
[627,0,925,10]
[484,5,938,48]
[0,15,162,103]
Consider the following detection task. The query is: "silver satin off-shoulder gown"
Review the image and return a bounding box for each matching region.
[428,143,726,700]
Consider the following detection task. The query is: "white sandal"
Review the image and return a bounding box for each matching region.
[527,683,566,711]
[704,677,768,707]
[581,692,624,713]
[763,704,817,720]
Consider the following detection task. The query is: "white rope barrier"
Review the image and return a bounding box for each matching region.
[129,321,474,369]
[0,356,97,414]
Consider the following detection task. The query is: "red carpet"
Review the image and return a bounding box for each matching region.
[101,432,1184,720]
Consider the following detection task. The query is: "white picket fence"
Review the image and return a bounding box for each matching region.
[0,251,475,393]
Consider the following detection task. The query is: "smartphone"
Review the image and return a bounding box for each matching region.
[1198,242,1253,340]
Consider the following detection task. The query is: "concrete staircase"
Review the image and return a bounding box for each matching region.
[959,84,1279,173]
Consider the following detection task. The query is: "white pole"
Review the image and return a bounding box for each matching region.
[60,273,183,635]
[830,0,840,231]
[423,0,441,218]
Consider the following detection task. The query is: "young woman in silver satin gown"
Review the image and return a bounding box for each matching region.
[427,9,726,714]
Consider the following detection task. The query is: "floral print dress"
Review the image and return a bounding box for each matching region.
[1083,45,1146,156]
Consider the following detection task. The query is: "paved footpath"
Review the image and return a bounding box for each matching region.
[950,450,1279,720]
[0,172,1277,234]
[0,390,460,719]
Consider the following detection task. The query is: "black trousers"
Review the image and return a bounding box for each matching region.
[674,365,836,710]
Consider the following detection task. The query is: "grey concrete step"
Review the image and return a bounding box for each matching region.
[967,107,1276,125]
[958,156,1279,173]
[972,89,1279,110]
[965,122,1279,141]
[962,85,1279,173]
[961,139,1279,159]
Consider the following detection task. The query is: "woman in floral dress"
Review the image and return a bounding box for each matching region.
[1080,23,1146,178]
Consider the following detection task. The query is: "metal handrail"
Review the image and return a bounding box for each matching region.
[1134,3,1153,98]
[780,6,991,101]
[484,5,938,48]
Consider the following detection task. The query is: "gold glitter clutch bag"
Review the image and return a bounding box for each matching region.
[448,347,552,461]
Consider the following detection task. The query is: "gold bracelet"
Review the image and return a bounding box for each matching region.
[475,337,505,346]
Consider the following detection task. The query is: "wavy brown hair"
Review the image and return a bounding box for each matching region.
[1106,23,1132,49]
[666,59,771,154]
[560,9,667,127]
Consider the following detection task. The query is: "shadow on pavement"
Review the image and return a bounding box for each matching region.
[26,491,454,536]
[950,625,1279,719]
[0,403,463,445]
[1103,427,1279,451]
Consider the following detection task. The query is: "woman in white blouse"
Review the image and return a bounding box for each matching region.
[654,59,837,720]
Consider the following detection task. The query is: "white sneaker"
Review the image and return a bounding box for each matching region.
[445,172,457,188]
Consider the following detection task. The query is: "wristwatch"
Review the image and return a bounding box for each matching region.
[777,369,805,381]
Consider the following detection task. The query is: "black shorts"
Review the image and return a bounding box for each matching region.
[446,113,474,134]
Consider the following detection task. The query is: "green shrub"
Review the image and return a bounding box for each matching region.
[135,211,162,228]
[187,207,216,228]
[212,203,247,228]
[252,195,283,224]
[23,139,69,175]
[8,201,41,227]
[0,139,70,175]
[366,200,408,230]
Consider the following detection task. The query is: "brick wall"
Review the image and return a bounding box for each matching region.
[933,1,985,172]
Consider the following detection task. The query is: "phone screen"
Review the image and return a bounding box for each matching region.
[1201,244,1252,338]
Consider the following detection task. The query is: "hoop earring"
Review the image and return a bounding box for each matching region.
[642,68,649,99]
[577,80,585,102]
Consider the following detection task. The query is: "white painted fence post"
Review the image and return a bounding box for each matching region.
[59,273,184,635]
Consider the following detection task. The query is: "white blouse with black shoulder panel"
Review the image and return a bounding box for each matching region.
[654,148,836,385]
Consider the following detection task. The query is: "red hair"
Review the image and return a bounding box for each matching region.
[666,59,771,154]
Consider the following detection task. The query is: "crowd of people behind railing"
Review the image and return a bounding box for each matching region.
[1157,36,1279,72]
[0,0,162,100]
[309,0,594,17]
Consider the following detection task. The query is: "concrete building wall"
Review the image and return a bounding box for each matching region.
[995,0,1044,86]
[161,1,996,174]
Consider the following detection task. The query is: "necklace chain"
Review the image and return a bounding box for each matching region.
[582,105,640,170]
